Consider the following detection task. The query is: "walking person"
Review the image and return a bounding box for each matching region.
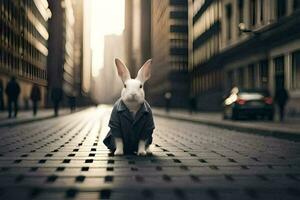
[68,95,76,113]
[5,76,21,118]
[274,87,289,121]
[189,95,197,114]
[164,92,172,112]
[30,84,41,116]
[51,87,63,117]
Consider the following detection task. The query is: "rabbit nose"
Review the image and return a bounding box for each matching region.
[130,93,137,97]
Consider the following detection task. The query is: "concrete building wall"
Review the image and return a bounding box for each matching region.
[0,0,50,108]
[124,0,151,77]
[47,0,77,106]
[190,0,223,111]
[149,0,189,108]
[190,0,300,115]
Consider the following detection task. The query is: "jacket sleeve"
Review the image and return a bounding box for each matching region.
[140,110,155,140]
[108,106,122,138]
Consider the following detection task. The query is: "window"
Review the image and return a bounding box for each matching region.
[277,0,286,19]
[274,56,285,90]
[248,64,255,88]
[170,25,188,33]
[225,4,232,40]
[260,0,264,21]
[292,51,300,90]
[169,0,187,6]
[238,0,244,35]
[227,70,234,88]
[237,68,244,87]
[250,0,257,26]
[259,60,268,88]
[170,11,188,19]
[238,0,244,23]
[294,0,300,10]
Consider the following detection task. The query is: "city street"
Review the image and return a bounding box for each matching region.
[0,107,300,200]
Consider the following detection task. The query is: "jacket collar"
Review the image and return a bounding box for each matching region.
[117,99,150,124]
[116,99,149,113]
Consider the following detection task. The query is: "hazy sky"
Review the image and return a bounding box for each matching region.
[90,0,125,77]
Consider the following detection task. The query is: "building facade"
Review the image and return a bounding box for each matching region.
[190,0,223,111]
[190,0,300,115]
[72,0,83,97]
[0,0,51,108]
[47,0,75,105]
[92,34,125,104]
[72,0,91,105]
[124,0,151,77]
[150,0,189,108]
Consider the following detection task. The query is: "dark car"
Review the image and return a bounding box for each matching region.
[223,87,274,120]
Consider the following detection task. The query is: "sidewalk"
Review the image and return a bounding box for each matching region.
[153,108,300,141]
[0,108,73,127]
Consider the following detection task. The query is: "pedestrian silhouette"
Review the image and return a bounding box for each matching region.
[164,92,172,112]
[274,87,289,121]
[5,76,20,118]
[0,79,4,111]
[68,95,76,113]
[189,95,197,114]
[30,84,41,116]
[51,87,63,117]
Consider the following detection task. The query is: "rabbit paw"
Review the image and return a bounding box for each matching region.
[114,149,124,156]
[146,147,152,155]
[137,150,147,156]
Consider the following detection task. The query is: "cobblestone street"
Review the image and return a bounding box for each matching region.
[0,107,300,200]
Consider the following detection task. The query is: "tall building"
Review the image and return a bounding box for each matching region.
[82,0,92,95]
[72,0,91,105]
[92,34,125,104]
[150,0,189,108]
[190,0,300,115]
[47,0,75,105]
[72,0,83,97]
[190,0,223,111]
[0,0,51,108]
[124,0,151,77]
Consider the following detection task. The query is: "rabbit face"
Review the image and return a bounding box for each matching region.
[115,58,152,109]
[122,79,145,104]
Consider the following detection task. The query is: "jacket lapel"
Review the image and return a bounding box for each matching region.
[117,100,134,122]
[133,102,149,125]
[117,99,149,124]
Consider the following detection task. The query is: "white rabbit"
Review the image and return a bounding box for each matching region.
[103,58,155,156]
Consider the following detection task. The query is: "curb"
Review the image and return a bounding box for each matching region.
[153,112,300,142]
[0,115,57,128]
[0,108,87,128]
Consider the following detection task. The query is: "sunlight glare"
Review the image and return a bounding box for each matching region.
[89,0,124,77]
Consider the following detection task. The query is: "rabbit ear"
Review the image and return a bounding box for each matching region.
[136,59,152,83]
[115,58,130,82]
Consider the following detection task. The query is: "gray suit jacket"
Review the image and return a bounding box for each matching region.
[103,99,155,154]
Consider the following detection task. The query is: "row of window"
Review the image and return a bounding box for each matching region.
[192,70,223,94]
[291,51,300,90]
[0,1,48,82]
[193,1,219,40]
[170,38,188,48]
[227,61,269,90]
[0,50,47,81]
[225,0,300,41]
[193,33,220,66]
[170,61,188,72]
[1,1,48,46]
[226,50,300,91]
[1,23,47,65]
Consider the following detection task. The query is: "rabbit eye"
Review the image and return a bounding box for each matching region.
[140,84,143,88]
[124,84,127,88]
